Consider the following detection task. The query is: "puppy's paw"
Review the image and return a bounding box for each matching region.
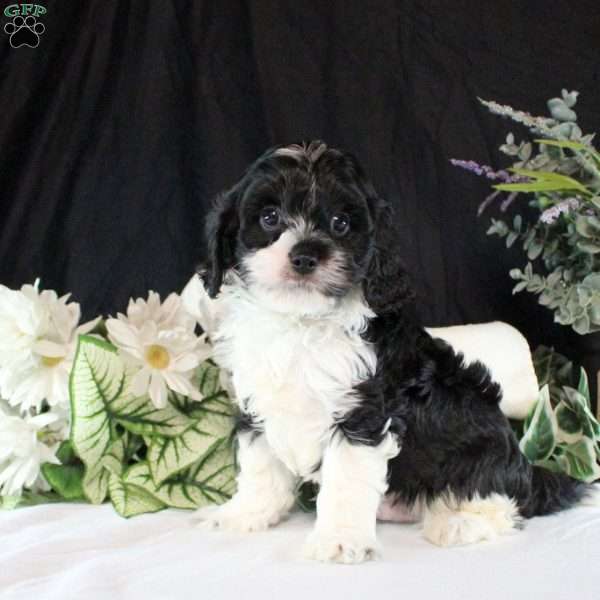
[423,494,519,547]
[302,529,380,564]
[423,511,498,547]
[193,500,289,533]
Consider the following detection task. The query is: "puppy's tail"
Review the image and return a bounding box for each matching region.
[520,466,595,517]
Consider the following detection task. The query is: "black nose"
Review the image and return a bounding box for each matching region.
[290,253,318,275]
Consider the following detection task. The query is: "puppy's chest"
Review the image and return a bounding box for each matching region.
[214,296,376,476]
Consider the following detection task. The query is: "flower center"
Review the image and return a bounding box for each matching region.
[145,344,170,370]
[41,356,63,367]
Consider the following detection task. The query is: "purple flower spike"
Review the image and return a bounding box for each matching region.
[450,159,523,182]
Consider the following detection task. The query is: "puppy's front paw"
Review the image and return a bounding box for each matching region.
[193,499,290,533]
[302,529,380,564]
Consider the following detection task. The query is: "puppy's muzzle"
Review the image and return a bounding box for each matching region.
[289,239,329,276]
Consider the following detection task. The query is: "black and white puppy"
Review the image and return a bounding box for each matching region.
[196,141,593,563]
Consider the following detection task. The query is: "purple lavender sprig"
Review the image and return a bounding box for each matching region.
[450,159,524,183]
[450,159,528,215]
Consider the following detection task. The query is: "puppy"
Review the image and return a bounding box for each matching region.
[196,140,593,563]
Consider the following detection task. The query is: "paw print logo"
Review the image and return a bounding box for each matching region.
[4,15,45,48]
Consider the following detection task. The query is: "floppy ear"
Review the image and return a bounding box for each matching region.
[203,187,240,298]
[363,199,415,314]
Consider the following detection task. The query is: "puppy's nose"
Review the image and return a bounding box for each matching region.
[290,253,318,275]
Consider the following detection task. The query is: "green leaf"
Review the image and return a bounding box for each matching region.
[563,387,600,440]
[519,386,557,462]
[555,401,582,444]
[494,168,589,194]
[81,460,111,504]
[533,139,590,151]
[80,436,126,504]
[125,439,236,510]
[534,458,563,474]
[108,472,166,518]
[555,438,600,483]
[577,368,591,408]
[506,232,518,248]
[527,239,544,260]
[147,395,235,485]
[69,335,128,468]
[577,241,600,254]
[1,490,67,510]
[41,463,85,501]
[55,440,78,464]
[115,397,192,438]
[69,335,237,516]
[575,215,600,239]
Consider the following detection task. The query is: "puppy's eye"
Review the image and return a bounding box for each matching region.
[260,206,281,231]
[330,213,350,237]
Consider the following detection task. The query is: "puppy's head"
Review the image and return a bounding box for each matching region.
[204,141,412,315]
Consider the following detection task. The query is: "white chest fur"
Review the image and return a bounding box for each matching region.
[212,284,377,478]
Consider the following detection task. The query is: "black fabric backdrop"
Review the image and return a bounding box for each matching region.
[2,0,600,362]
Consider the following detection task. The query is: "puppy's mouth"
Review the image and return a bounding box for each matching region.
[280,269,319,288]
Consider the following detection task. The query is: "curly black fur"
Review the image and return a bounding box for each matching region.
[333,169,589,519]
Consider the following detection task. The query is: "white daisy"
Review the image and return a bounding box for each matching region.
[0,282,46,367]
[181,274,220,337]
[106,292,211,409]
[0,281,98,413]
[119,290,196,332]
[0,403,60,496]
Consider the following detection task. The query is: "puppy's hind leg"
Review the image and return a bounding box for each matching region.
[422,492,522,547]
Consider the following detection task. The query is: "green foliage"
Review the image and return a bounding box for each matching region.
[519,346,600,482]
[53,335,237,518]
[41,441,85,501]
[473,90,600,335]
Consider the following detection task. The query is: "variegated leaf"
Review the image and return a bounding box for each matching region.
[519,385,557,462]
[125,439,236,509]
[108,473,166,518]
[147,395,234,485]
[556,438,600,483]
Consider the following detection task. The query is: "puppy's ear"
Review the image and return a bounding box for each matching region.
[203,187,240,298]
[363,199,414,314]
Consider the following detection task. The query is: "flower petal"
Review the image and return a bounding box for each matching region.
[76,316,102,336]
[131,367,151,397]
[32,339,68,358]
[106,319,142,350]
[171,352,201,373]
[149,372,168,408]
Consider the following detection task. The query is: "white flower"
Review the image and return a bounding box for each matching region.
[120,290,195,331]
[0,403,60,496]
[0,281,98,413]
[106,292,211,409]
[0,282,46,367]
[180,274,220,337]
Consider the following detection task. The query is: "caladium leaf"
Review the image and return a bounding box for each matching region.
[125,438,236,510]
[147,393,235,485]
[68,335,237,515]
[69,335,130,468]
[108,473,166,518]
[556,438,600,483]
[577,368,591,408]
[81,435,126,504]
[563,387,600,440]
[555,401,582,444]
[519,386,557,462]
